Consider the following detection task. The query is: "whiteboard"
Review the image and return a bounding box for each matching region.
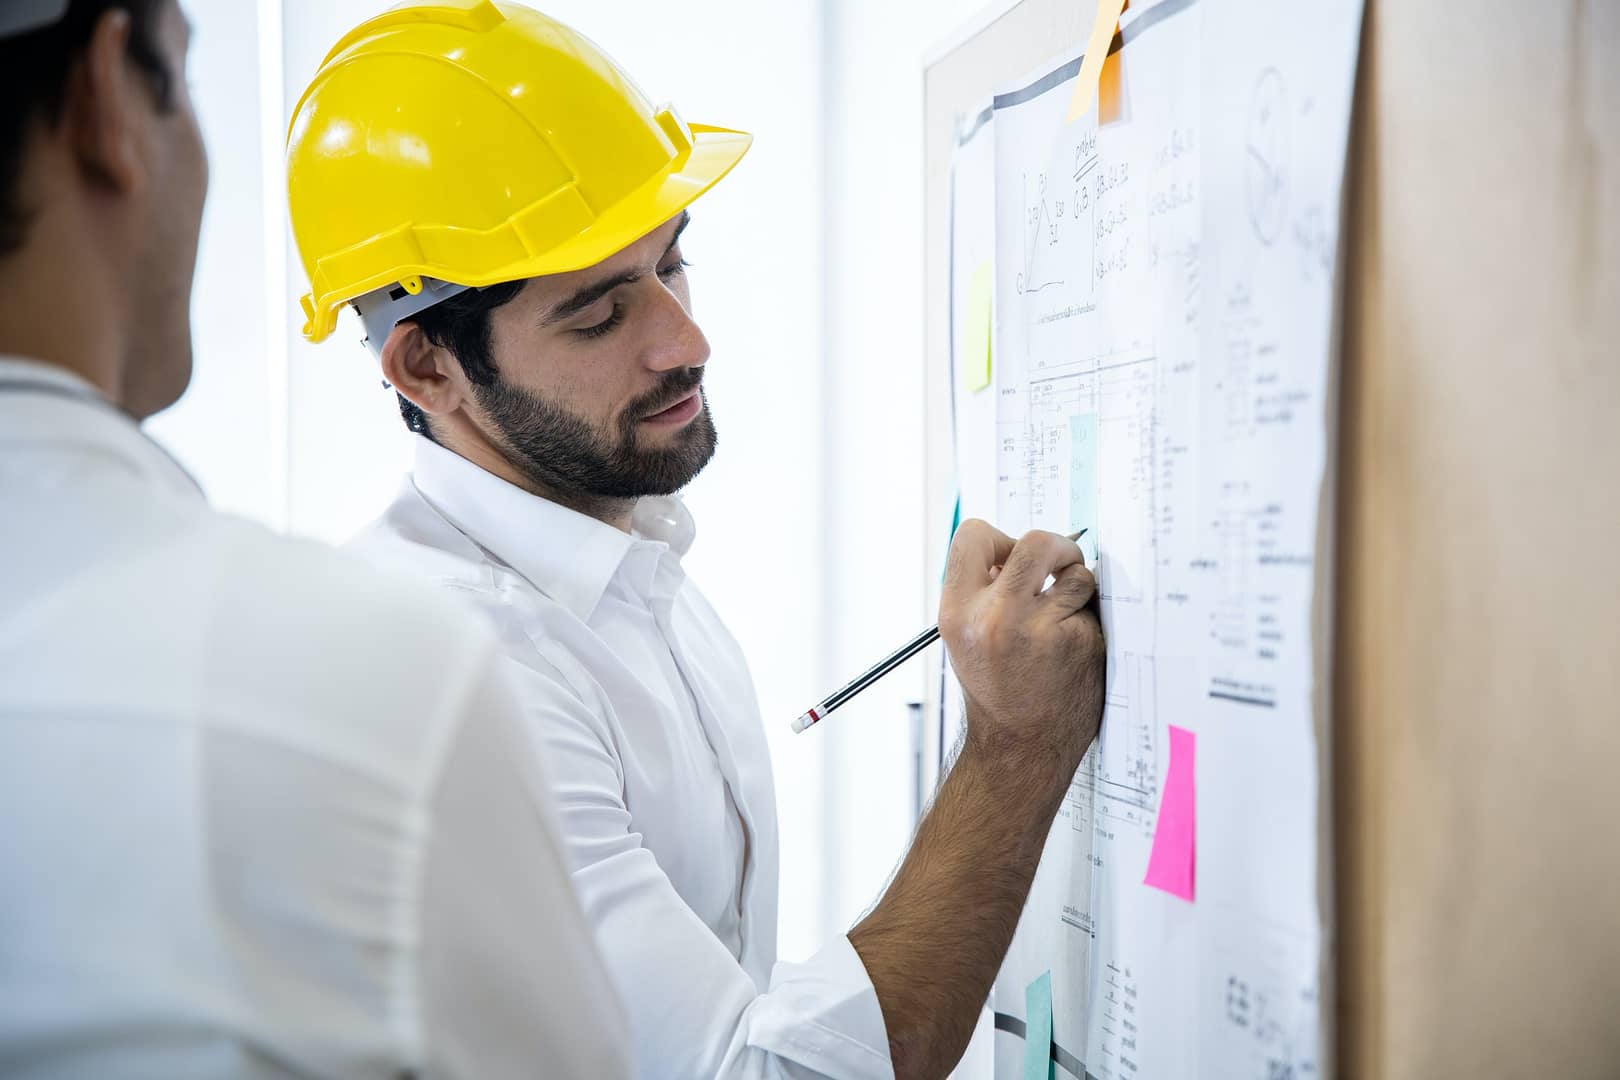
[926,1,1363,1075]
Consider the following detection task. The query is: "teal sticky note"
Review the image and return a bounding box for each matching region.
[1068,413,1099,564]
[941,493,962,587]
[1023,971,1054,1080]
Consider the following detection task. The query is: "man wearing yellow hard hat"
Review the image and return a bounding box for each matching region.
[287,3,1106,1078]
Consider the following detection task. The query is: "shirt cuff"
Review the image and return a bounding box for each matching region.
[745,935,894,1078]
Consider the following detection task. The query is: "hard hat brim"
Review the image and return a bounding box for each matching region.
[300,124,752,343]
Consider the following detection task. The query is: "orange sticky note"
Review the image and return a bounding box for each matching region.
[1143,724,1195,901]
[1066,0,1127,122]
[1097,51,1124,125]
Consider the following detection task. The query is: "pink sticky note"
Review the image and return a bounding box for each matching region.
[1143,725,1195,901]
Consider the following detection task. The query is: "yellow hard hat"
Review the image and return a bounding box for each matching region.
[286,0,751,344]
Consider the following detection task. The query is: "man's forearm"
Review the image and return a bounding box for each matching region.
[848,730,1077,1080]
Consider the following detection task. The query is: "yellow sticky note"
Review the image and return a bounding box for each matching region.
[1066,0,1127,122]
[964,260,992,393]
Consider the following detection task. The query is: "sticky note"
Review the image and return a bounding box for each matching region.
[1097,51,1124,125]
[1143,724,1196,901]
[1068,413,1099,565]
[1023,970,1055,1080]
[1066,0,1128,122]
[963,260,993,393]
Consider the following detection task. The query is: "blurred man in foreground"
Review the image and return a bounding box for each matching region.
[0,2,627,1075]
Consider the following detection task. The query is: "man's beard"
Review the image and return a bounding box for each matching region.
[473,367,717,502]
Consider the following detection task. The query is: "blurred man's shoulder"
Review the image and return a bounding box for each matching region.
[192,512,502,768]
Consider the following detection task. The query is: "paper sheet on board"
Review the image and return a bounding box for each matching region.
[941,0,1366,1075]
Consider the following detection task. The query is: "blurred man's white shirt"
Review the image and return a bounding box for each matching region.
[349,435,895,1080]
[0,357,630,1079]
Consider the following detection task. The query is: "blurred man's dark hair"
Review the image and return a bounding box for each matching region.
[0,0,172,255]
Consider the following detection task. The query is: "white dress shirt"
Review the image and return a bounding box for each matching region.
[0,359,630,1079]
[350,436,895,1079]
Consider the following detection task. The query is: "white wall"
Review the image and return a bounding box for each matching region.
[143,0,280,526]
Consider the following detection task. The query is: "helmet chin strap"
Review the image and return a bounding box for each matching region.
[352,277,471,359]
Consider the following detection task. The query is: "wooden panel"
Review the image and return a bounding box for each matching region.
[1337,1,1620,1076]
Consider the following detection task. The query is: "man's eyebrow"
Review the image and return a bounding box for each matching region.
[539,268,645,327]
[539,213,694,327]
[665,211,692,254]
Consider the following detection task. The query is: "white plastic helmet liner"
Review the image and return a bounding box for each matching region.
[353,277,472,358]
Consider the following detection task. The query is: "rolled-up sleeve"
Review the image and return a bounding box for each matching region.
[501,653,894,1080]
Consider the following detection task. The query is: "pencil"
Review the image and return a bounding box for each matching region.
[791,528,1088,734]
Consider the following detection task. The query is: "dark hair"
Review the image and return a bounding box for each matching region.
[0,0,174,255]
[397,279,525,440]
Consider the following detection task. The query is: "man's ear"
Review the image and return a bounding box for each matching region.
[381,320,469,421]
[66,9,144,194]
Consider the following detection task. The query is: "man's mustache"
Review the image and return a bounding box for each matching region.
[633,368,705,419]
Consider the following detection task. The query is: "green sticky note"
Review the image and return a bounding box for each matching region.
[964,260,993,393]
[1023,970,1054,1080]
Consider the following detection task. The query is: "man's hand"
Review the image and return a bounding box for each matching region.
[849,521,1108,1077]
[938,519,1106,774]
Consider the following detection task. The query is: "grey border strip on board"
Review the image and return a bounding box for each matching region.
[990,0,1199,113]
[992,1011,1093,1080]
[956,103,996,147]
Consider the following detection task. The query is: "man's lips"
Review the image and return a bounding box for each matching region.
[642,388,702,425]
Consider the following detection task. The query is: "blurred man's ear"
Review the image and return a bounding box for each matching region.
[65,9,145,194]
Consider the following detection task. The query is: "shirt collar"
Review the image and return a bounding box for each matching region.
[0,356,99,397]
[0,356,202,500]
[409,436,698,621]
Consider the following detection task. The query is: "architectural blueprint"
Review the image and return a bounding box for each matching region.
[944,0,1364,1075]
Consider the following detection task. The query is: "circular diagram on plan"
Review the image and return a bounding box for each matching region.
[1245,68,1288,246]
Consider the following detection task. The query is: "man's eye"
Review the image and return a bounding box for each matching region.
[576,302,625,340]
[658,258,692,280]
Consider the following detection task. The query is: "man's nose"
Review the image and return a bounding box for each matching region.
[642,285,710,374]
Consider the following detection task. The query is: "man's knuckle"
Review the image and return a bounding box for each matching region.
[980,611,1014,650]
